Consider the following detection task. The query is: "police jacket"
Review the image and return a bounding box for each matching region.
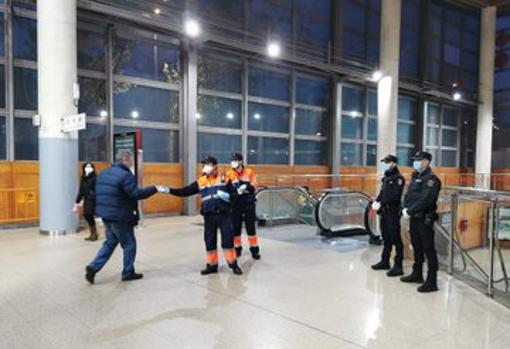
[170,171,237,215]
[376,166,405,209]
[403,167,442,217]
[76,173,96,216]
[226,167,258,205]
[95,162,157,224]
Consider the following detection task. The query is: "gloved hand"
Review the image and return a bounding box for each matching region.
[371,201,381,211]
[237,184,248,195]
[402,208,410,219]
[72,203,80,214]
[215,190,230,202]
[156,185,170,194]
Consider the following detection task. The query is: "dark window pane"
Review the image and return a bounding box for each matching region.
[0,65,5,108]
[297,0,330,18]
[248,102,289,133]
[248,0,292,39]
[398,98,416,121]
[0,117,5,159]
[397,123,415,144]
[427,104,440,124]
[341,143,362,166]
[78,29,106,71]
[197,96,242,129]
[367,118,377,141]
[367,91,377,115]
[0,13,5,56]
[444,44,460,65]
[343,32,366,59]
[249,66,290,101]
[113,84,179,123]
[342,86,363,112]
[198,133,241,164]
[341,115,363,139]
[79,77,106,117]
[297,15,331,46]
[295,109,328,136]
[14,67,37,110]
[113,36,180,82]
[425,148,439,166]
[15,118,38,160]
[443,108,458,127]
[79,123,107,162]
[248,136,289,164]
[198,0,243,25]
[14,16,37,60]
[114,126,178,163]
[367,144,377,166]
[441,150,457,167]
[344,1,365,31]
[296,77,329,106]
[442,129,458,147]
[198,55,242,93]
[295,140,327,165]
[397,146,414,166]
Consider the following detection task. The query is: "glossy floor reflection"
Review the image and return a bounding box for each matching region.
[1,217,510,349]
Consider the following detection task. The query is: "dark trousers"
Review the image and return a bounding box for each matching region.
[232,204,258,247]
[409,217,438,275]
[84,214,96,229]
[380,208,403,265]
[204,213,236,265]
[88,221,137,278]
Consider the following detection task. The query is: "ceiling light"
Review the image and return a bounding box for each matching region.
[267,41,281,58]
[154,8,161,15]
[131,110,139,118]
[196,113,201,119]
[184,18,201,38]
[254,113,261,120]
[99,110,107,118]
[371,70,383,82]
[453,92,462,101]
[226,112,234,119]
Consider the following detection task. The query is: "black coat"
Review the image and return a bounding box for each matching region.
[376,167,405,208]
[403,167,442,217]
[76,174,97,216]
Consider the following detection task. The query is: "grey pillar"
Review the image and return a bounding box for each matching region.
[38,0,78,235]
[331,81,342,176]
[475,6,496,189]
[376,0,401,177]
[182,42,198,215]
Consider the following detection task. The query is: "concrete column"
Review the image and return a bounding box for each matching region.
[376,0,401,177]
[330,81,341,179]
[475,6,496,189]
[38,0,78,235]
[181,42,197,215]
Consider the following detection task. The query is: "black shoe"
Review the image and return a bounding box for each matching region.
[417,282,438,293]
[250,246,261,260]
[85,266,96,285]
[400,272,424,283]
[386,265,404,277]
[122,273,144,282]
[235,246,243,257]
[200,264,219,275]
[371,260,390,270]
[228,261,243,275]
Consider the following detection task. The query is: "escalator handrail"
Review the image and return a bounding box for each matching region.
[255,186,318,222]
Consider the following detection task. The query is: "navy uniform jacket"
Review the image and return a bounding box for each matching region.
[95,162,157,224]
[403,167,442,217]
[376,167,405,208]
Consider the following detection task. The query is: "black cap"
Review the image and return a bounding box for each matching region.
[200,155,218,166]
[231,152,243,161]
[380,154,398,163]
[412,151,432,161]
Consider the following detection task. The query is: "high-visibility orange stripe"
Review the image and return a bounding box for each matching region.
[207,251,218,265]
[234,236,242,247]
[223,249,237,263]
[248,236,258,247]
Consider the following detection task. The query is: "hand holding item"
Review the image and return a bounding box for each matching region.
[371,201,381,211]
[72,203,80,214]
[215,190,230,202]
[402,208,410,219]
[237,184,248,195]
[156,185,170,194]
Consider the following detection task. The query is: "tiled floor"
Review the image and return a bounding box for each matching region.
[1,216,510,349]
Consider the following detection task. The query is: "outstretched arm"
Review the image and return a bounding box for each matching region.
[169,181,200,197]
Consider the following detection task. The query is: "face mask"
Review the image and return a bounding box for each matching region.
[231,161,239,169]
[383,163,392,172]
[203,165,214,175]
[84,166,93,175]
[413,161,422,172]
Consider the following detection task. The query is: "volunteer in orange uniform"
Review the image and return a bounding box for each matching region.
[164,156,242,275]
[226,153,261,260]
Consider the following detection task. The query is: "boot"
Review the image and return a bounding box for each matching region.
[250,246,261,260]
[235,246,243,257]
[371,260,390,270]
[200,264,218,275]
[417,272,438,293]
[400,268,424,283]
[122,273,144,282]
[228,261,243,275]
[85,266,96,285]
[85,225,98,241]
[386,261,404,277]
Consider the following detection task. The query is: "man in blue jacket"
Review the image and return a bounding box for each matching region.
[85,150,164,284]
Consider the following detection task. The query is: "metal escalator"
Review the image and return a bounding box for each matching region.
[255,186,380,241]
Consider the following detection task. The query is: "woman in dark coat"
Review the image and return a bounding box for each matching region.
[74,162,98,241]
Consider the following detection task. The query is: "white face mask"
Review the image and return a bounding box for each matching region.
[84,166,94,175]
[203,165,214,175]
[231,161,240,169]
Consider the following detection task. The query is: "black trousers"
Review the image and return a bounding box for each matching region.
[409,217,438,275]
[84,214,96,229]
[204,213,235,252]
[232,204,258,247]
[380,208,403,265]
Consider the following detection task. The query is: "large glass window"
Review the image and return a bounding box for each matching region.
[295,140,327,166]
[341,143,362,166]
[400,0,420,79]
[13,15,37,61]
[198,96,241,129]
[296,0,331,47]
[79,123,107,162]
[295,109,328,136]
[198,133,241,164]
[0,65,5,109]
[248,66,290,101]
[248,0,292,39]
[115,126,178,163]
[248,102,289,133]
[198,54,242,93]
[397,97,417,166]
[425,102,460,167]
[296,77,329,107]
[78,77,106,117]
[15,118,38,160]
[0,117,5,160]
[78,28,106,72]
[248,136,289,165]
[14,67,37,110]
[0,13,5,57]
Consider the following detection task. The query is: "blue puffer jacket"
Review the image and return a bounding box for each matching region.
[95,162,157,224]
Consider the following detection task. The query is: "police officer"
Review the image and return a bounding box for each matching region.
[401,151,442,293]
[226,153,261,260]
[163,156,243,276]
[371,154,405,277]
